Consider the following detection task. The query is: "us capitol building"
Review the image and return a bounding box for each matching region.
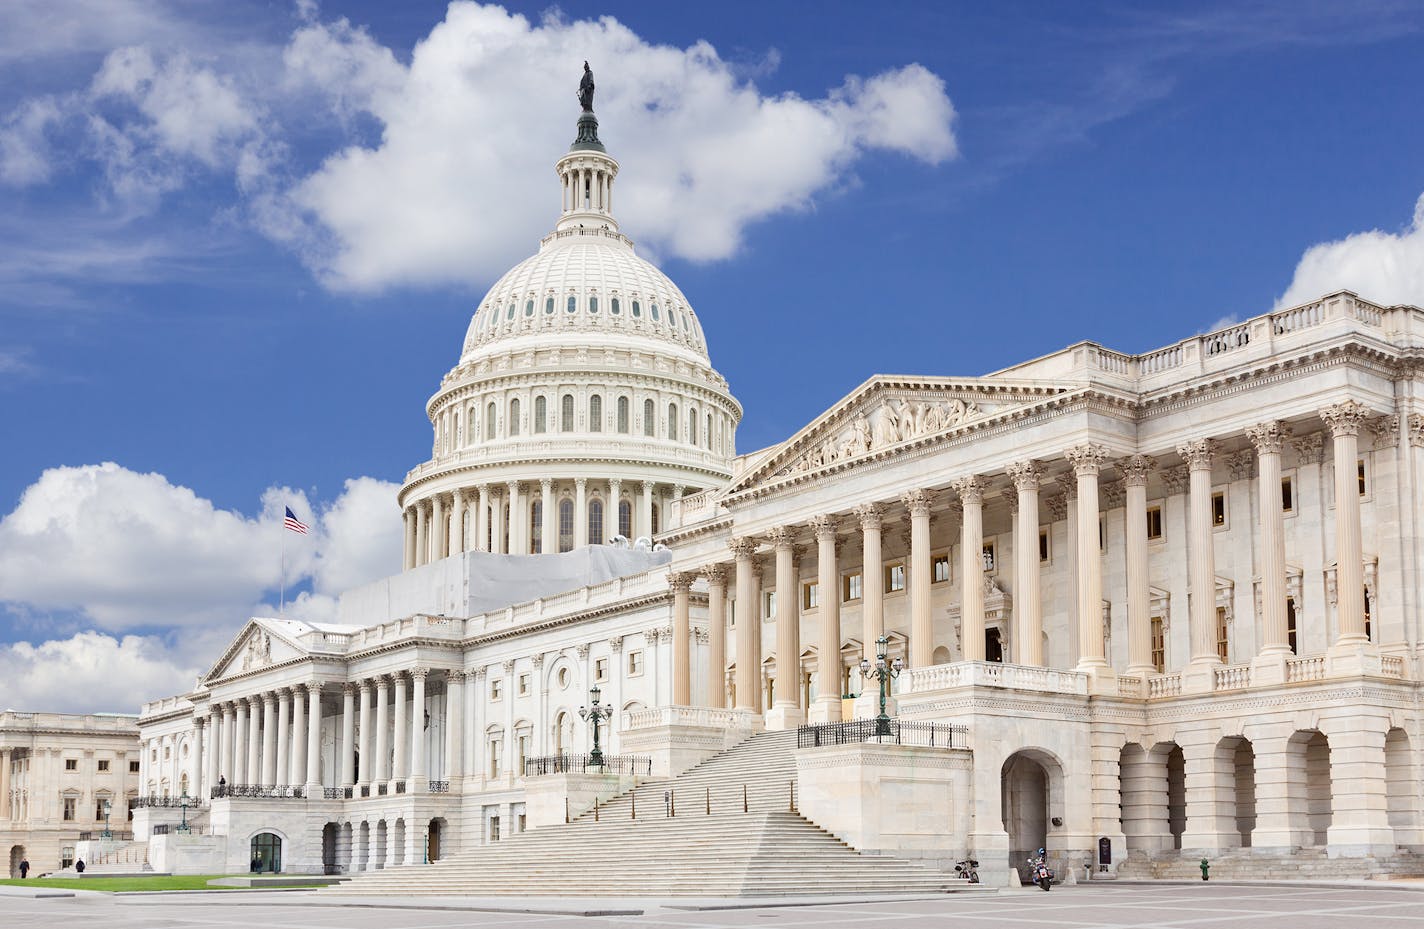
[12,73,1424,888]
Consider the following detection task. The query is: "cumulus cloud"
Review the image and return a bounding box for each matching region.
[284,5,958,291]
[1276,193,1424,309]
[0,462,400,630]
[0,97,64,186]
[0,631,199,714]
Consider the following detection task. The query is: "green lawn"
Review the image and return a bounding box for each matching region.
[0,874,236,892]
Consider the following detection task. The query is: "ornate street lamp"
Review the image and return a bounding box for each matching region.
[101,799,112,839]
[578,685,615,768]
[859,634,904,737]
[176,792,191,834]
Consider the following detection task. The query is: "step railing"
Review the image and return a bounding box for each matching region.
[524,753,652,777]
[796,718,967,749]
[584,778,805,822]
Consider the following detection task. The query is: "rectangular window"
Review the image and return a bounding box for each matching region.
[518,812,528,833]
[884,562,906,593]
[1150,616,1165,673]
[490,679,503,702]
[1146,506,1163,541]
[1216,606,1229,661]
[97,759,110,773]
[763,590,776,620]
[516,733,529,773]
[1364,587,1373,641]
[65,758,78,771]
[628,650,644,676]
[594,657,608,682]
[1211,491,1227,528]
[1358,459,1367,496]
[1286,598,1298,654]
[842,572,862,602]
[1099,517,1106,552]
[802,581,819,610]
[489,815,501,841]
[129,760,141,774]
[981,543,995,572]
[489,740,503,779]
[932,553,950,583]
[61,847,75,869]
[63,798,76,821]
[95,800,106,821]
[1281,476,1294,513]
[1038,529,1051,563]
[517,673,530,696]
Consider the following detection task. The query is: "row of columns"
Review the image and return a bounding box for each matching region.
[339,670,431,792]
[209,685,322,792]
[403,479,689,568]
[662,402,1378,713]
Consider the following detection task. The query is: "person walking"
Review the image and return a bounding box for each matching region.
[18,858,29,879]
[75,859,85,874]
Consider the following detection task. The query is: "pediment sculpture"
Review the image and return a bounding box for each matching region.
[788,397,982,475]
[240,632,272,672]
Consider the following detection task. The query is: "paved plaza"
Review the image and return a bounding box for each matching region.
[3,884,1424,929]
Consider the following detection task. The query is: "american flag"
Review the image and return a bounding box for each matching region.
[284,507,310,535]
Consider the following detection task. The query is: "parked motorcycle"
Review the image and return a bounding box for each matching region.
[1028,849,1053,891]
[954,859,980,883]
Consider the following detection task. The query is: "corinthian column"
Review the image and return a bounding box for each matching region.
[1321,401,1372,648]
[902,490,934,669]
[702,565,728,707]
[1007,464,1043,667]
[669,572,694,705]
[766,527,804,729]
[341,683,356,789]
[954,477,986,662]
[403,508,416,570]
[730,538,762,713]
[392,673,408,785]
[449,489,465,556]
[431,493,446,561]
[274,689,291,788]
[506,481,522,554]
[1178,439,1221,687]
[260,693,278,787]
[356,680,372,790]
[855,503,885,661]
[540,478,555,554]
[1120,455,1155,675]
[476,484,491,553]
[1247,422,1292,680]
[808,516,842,723]
[1066,444,1110,674]
[414,502,428,567]
[374,676,390,784]
[410,668,428,789]
[305,684,322,791]
[574,478,588,548]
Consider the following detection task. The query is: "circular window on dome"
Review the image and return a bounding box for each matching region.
[506,303,515,320]
[632,300,642,318]
[525,300,534,317]
[545,297,555,315]
[650,303,661,321]
[567,296,577,314]
[611,297,621,315]
[557,667,570,689]
[589,296,599,314]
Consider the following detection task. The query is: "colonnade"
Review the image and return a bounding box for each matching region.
[663,403,1379,716]
[403,479,690,568]
[208,684,323,795]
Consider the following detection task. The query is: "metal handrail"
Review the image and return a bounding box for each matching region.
[524,753,652,777]
[796,718,967,749]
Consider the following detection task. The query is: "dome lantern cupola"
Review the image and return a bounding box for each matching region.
[556,64,618,234]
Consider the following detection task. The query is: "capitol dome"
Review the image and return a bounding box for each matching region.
[396,89,741,568]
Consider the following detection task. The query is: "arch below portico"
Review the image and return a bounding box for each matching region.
[1001,747,1065,881]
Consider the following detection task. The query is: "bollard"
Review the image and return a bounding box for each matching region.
[1199,858,1210,881]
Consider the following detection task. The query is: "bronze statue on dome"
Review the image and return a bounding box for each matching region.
[578,61,595,112]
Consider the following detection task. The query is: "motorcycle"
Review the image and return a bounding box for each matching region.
[1027,851,1053,891]
[953,858,980,883]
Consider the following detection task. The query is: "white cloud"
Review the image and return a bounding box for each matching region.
[276,4,958,291]
[0,462,400,630]
[0,96,64,186]
[0,631,198,714]
[1276,193,1424,310]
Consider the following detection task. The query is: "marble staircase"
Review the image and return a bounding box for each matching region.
[1116,847,1424,882]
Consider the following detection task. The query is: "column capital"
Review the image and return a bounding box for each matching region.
[728,536,758,559]
[952,475,986,505]
[446,669,467,683]
[642,479,656,492]
[530,652,546,668]
[1118,454,1154,487]
[1160,465,1189,494]
[1065,442,1111,476]
[276,686,294,699]
[1368,414,1399,449]
[303,682,322,697]
[1409,413,1424,448]
[1320,399,1371,437]
[765,525,797,550]
[411,666,430,681]
[261,691,277,707]
[1006,461,1042,491]
[668,571,696,593]
[574,476,588,489]
[1291,431,1324,464]
[853,501,884,529]
[1176,438,1216,470]
[540,477,553,491]
[701,563,728,587]
[471,666,488,681]
[194,714,207,729]
[1246,420,1290,453]
[342,681,359,696]
[500,659,515,674]
[900,488,934,516]
[808,514,838,542]
[609,635,625,653]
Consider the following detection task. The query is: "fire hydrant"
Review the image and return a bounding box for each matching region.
[1199,858,1210,881]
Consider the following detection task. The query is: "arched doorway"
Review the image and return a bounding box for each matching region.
[1002,750,1060,881]
[250,833,282,873]
[1386,728,1419,844]
[428,817,446,863]
[321,823,338,875]
[8,845,25,879]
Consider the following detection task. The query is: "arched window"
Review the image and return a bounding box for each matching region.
[506,303,515,320]
[705,413,712,448]
[589,395,602,432]
[643,399,655,437]
[617,396,629,433]
[545,296,555,315]
[566,295,577,314]
[486,402,496,440]
[671,308,680,329]
[524,299,534,317]
[534,396,547,433]
[561,394,574,432]
[589,296,599,314]
[589,499,604,545]
[651,303,661,321]
[558,499,574,552]
[689,409,698,445]
[468,404,477,445]
[611,297,621,315]
[618,500,632,538]
[530,500,542,553]
[631,300,642,318]
[667,402,678,441]
[652,503,660,535]
[509,398,521,437]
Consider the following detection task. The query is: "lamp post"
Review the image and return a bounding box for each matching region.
[858,634,903,737]
[101,799,112,839]
[578,685,614,769]
[176,792,191,834]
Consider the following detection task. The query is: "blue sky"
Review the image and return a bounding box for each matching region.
[1,1,1422,711]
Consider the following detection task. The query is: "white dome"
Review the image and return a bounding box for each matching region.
[460,228,709,364]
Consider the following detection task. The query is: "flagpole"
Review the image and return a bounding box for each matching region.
[279,515,286,616]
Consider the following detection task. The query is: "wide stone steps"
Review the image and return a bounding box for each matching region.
[1118,848,1424,881]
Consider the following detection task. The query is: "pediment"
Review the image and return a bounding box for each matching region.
[728,376,1071,494]
[205,620,306,683]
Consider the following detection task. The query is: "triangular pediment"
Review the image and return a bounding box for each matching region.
[727,375,1073,494]
[205,619,306,683]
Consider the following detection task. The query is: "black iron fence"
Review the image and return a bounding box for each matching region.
[151,824,204,836]
[323,787,353,800]
[131,796,204,809]
[429,780,450,793]
[796,718,967,750]
[210,784,306,800]
[524,754,652,777]
[77,830,133,841]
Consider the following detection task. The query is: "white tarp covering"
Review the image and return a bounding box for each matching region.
[335,545,672,628]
